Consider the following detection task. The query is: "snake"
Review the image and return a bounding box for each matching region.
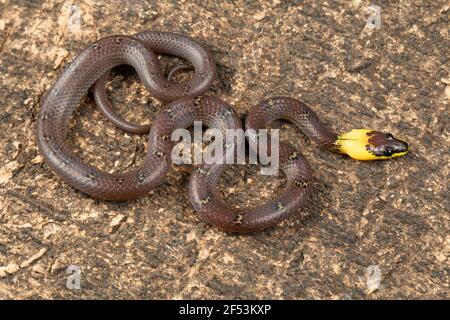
[37,31,409,233]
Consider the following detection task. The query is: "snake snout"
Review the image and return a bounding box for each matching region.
[390,138,408,154]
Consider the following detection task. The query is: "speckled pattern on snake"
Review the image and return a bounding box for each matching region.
[37,31,409,233]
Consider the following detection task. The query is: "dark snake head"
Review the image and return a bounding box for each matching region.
[336,129,409,160]
[366,131,409,158]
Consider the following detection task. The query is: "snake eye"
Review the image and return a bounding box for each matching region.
[383,149,393,156]
[385,133,394,139]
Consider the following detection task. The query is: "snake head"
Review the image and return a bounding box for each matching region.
[336,129,408,160]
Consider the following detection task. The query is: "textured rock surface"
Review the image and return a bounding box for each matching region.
[0,0,448,299]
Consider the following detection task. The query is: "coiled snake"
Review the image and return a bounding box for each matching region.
[37,31,408,233]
